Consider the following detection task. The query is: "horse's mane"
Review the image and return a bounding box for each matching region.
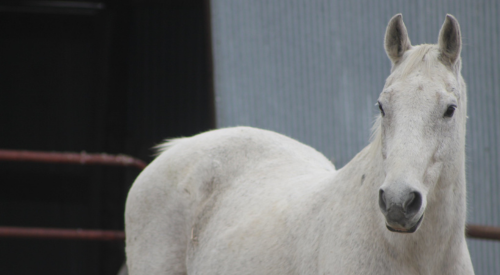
[154,138,186,156]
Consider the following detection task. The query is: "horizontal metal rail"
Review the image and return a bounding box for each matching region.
[0,223,498,242]
[466,224,500,241]
[0,226,125,241]
[0,149,147,170]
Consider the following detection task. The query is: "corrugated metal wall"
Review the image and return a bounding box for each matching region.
[210,1,500,273]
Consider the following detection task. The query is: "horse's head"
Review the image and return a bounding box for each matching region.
[376,14,466,233]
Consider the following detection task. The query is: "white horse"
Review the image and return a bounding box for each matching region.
[125,14,474,274]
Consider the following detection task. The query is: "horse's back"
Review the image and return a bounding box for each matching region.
[125,127,335,275]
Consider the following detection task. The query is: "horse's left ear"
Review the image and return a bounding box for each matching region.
[438,14,462,66]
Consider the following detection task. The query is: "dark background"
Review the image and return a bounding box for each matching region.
[0,0,214,274]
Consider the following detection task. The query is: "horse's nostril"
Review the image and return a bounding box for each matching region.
[404,191,422,216]
[379,189,387,212]
[403,192,415,210]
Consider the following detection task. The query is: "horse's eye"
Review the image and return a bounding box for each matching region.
[378,101,385,116]
[444,104,457,118]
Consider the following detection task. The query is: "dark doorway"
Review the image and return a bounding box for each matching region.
[0,1,214,274]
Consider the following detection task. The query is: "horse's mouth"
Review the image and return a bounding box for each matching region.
[386,215,424,233]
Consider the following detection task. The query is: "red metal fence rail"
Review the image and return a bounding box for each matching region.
[0,149,499,242]
[0,224,496,242]
[466,224,500,241]
[0,149,147,170]
[0,226,125,241]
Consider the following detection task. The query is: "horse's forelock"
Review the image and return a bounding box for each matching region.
[397,45,441,78]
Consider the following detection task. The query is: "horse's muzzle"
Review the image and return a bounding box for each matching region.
[379,189,424,233]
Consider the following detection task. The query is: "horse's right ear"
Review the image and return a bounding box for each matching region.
[384,14,412,65]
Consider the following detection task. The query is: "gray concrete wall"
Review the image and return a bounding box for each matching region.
[210,1,500,273]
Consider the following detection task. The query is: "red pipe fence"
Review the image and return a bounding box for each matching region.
[0,223,496,242]
[0,149,146,241]
[0,149,147,170]
[0,149,499,242]
[0,226,125,241]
